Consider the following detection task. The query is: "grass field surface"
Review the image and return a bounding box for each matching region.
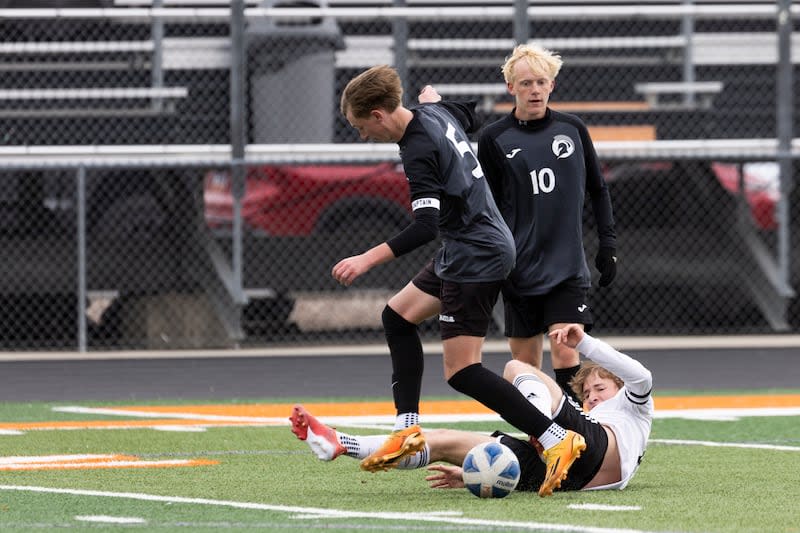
[0,393,798,532]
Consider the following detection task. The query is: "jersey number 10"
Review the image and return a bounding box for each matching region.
[530,168,555,194]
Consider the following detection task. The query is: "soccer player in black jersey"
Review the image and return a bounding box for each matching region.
[477,44,618,400]
[331,65,586,496]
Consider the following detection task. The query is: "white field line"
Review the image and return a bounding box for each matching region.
[51,405,800,426]
[150,425,208,432]
[649,439,800,452]
[0,454,115,464]
[569,504,642,511]
[44,406,800,452]
[0,484,663,533]
[75,515,146,524]
[52,406,282,423]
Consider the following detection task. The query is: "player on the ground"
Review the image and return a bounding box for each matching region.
[477,44,617,403]
[291,325,653,495]
[332,65,585,495]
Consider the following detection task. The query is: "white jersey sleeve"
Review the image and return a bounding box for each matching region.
[577,333,654,490]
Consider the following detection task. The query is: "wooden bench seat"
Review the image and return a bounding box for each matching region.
[587,125,656,142]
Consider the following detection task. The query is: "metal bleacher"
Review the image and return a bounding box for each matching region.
[0,30,187,117]
[0,1,797,348]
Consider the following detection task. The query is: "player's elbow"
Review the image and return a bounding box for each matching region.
[418,223,439,243]
[636,369,653,393]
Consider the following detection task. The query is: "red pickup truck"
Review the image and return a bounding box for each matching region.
[204,162,411,237]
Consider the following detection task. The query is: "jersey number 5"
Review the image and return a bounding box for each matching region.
[445,123,484,179]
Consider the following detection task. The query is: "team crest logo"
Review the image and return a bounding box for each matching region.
[551,135,575,159]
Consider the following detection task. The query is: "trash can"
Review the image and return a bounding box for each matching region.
[246,0,344,143]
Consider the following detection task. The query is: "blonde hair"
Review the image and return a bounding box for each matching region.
[501,44,563,85]
[340,65,403,119]
[568,361,624,405]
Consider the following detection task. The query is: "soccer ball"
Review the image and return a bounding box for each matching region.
[462,441,521,498]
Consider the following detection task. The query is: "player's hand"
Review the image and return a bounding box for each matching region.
[331,255,370,286]
[425,464,465,489]
[594,247,617,287]
[418,85,442,104]
[548,324,584,349]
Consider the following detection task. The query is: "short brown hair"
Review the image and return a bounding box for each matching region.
[568,361,624,404]
[340,65,403,118]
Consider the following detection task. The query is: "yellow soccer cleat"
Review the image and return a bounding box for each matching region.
[360,425,426,472]
[538,430,586,497]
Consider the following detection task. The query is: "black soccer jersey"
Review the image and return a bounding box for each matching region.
[477,108,616,295]
[396,101,516,283]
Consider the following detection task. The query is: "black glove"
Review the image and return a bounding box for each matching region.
[594,247,617,287]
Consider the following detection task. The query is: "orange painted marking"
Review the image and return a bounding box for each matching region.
[109,400,495,418]
[111,395,800,418]
[0,395,797,433]
[0,454,218,471]
[654,394,800,410]
[0,459,220,471]
[586,125,657,142]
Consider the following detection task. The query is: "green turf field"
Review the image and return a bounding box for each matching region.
[0,396,798,532]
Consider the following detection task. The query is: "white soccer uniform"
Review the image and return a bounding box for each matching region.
[577,333,654,490]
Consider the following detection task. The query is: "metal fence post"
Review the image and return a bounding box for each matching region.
[393,0,409,98]
[151,0,164,112]
[76,165,87,352]
[681,0,696,108]
[230,0,246,297]
[776,0,795,303]
[514,0,528,45]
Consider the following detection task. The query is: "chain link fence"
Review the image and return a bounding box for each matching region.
[0,1,797,351]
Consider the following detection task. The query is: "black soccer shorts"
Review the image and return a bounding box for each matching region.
[412,259,501,339]
[502,280,593,338]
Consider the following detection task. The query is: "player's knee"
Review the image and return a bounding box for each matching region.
[510,350,543,369]
[382,305,416,337]
[503,359,533,382]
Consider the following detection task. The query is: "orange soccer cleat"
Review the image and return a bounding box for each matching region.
[359,425,426,472]
[538,430,586,497]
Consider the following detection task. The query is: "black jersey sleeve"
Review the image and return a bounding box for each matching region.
[437,100,480,133]
[385,206,439,257]
[578,124,617,249]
